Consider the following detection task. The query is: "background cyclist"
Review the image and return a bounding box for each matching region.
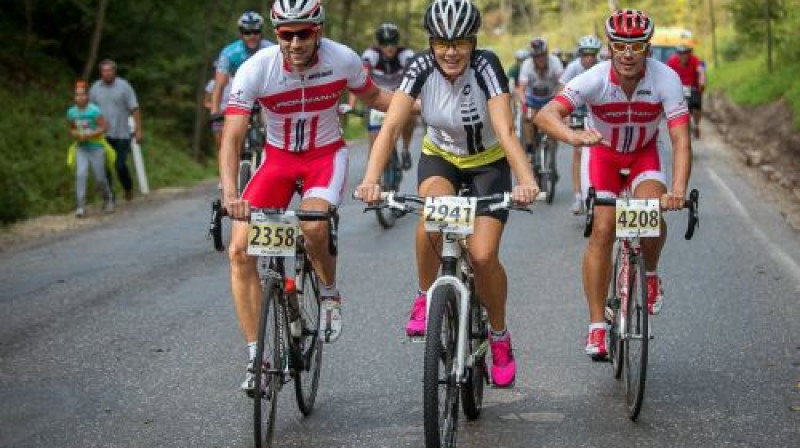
[355,23,417,170]
[518,37,564,165]
[534,9,691,360]
[666,42,705,139]
[209,11,274,123]
[557,35,603,215]
[355,0,539,388]
[221,0,392,393]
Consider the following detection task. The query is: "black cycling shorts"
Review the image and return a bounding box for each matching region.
[688,88,702,111]
[417,153,512,223]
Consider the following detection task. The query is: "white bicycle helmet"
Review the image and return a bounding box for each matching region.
[424,0,481,40]
[270,0,325,27]
[514,49,530,61]
[577,35,603,53]
[238,11,264,31]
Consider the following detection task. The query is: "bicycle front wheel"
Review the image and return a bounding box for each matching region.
[254,276,281,448]
[293,260,323,415]
[608,242,624,379]
[624,254,649,421]
[543,143,557,204]
[423,285,459,448]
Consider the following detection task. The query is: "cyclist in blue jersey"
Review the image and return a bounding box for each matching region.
[210,11,275,119]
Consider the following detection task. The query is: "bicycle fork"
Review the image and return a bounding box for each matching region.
[425,235,472,385]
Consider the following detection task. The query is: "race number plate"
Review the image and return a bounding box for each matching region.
[424,196,477,235]
[368,109,386,128]
[247,213,299,257]
[615,199,661,238]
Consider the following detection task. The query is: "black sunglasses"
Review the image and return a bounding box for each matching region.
[240,29,261,36]
[276,27,318,42]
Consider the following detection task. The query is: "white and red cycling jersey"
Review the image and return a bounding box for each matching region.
[555,59,689,154]
[226,39,373,154]
[555,59,690,197]
[225,39,374,208]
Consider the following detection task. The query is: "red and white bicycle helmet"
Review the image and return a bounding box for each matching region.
[605,9,654,42]
[270,0,325,27]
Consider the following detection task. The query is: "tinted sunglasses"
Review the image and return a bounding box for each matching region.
[609,41,648,54]
[276,27,318,42]
[429,37,474,52]
[240,29,261,36]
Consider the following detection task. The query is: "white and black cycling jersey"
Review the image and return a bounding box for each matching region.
[398,49,509,157]
[362,47,416,91]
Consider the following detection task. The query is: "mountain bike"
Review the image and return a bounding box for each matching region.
[361,190,540,448]
[209,196,338,448]
[583,170,699,421]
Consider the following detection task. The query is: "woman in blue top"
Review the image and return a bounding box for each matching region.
[67,81,114,217]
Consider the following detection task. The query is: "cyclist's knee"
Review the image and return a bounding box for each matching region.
[228,242,251,266]
[470,249,501,273]
[588,222,615,248]
[299,220,328,247]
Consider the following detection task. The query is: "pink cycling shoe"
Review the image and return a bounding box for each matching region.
[405,292,426,337]
[490,330,516,387]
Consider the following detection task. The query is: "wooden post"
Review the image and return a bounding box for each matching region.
[709,0,719,67]
[765,0,773,71]
[81,0,109,81]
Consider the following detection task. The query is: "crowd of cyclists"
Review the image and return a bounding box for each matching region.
[209,0,700,412]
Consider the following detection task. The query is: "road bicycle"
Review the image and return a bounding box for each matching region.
[583,170,698,420]
[209,195,338,448]
[361,189,539,448]
[532,131,558,205]
[368,109,405,229]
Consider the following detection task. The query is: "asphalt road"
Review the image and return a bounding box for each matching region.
[1,124,799,448]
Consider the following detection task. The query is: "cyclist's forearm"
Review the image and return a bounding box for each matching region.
[534,102,572,143]
[489,95,535,185]
[364,124,400,183]
[668,124,692,195]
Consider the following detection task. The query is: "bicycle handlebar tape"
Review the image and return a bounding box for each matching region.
[210,199,225,252]
[584,187,597,238]
[685,189,699,241]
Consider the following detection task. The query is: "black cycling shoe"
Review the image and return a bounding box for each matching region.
[401,151,412,171]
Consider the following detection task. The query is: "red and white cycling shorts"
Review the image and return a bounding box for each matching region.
[580,140,666,199]
[242,143,349,208]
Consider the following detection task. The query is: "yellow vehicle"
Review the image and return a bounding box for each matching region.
[649,27,695,63]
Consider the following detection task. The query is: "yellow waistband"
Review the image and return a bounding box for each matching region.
[422,137,505,169]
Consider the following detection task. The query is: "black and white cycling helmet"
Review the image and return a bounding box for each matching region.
[424,0,482,40]
[238,11,264,31]
[270,0,325,27]
[529,37,548,56]
[577,35,603,53]
[514,49,530,61]
[376,23,400,45]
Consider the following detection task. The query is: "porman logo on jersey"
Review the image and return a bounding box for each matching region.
[263,79,348,114]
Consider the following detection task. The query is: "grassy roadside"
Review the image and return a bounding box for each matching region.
[0,85,217,225]
[708,55,800,128]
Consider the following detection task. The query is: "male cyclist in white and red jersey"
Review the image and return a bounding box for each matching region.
[221,0,393,393]
[535,9,691,360]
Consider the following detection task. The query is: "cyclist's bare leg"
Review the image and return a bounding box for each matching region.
[582,207,615,323]
[299,197,336,287]
[692,108,702,136]
[572,146,582,194]
[468,217,507,331]
[522,111,535,157]
[416,176,455,290]
[634,179,668,271]
[229,220,263,343]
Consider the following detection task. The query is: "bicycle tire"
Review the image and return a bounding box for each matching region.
[293,259,323,415]
[376,150,401,229]
[624,254,649,421]
[461,283,487,420]
[545,141,557,204]
[238,161,252,196]
[423,285,459,448]
[254,276,281,448]
[609,242,624,379]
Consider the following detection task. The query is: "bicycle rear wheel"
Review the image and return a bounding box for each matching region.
[293,257,323,415]
[254,276,281,448]
[423,285,459,448]
[623,254,649,421]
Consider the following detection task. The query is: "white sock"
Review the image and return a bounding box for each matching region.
[490,327,509,340]
[247,341,257,360]
[575,192,582,200]
[589,322,607,331]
